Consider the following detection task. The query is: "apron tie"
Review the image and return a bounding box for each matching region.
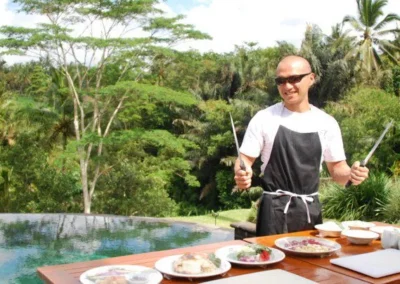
[263,190,318,223]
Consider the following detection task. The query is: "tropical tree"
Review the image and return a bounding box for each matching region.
[0,0,210,213]
[342,0,400,78]
[325,87,400,174]
[299,24,358,105]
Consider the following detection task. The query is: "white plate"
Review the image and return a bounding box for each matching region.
[154,254,231,279]
[215,245,285,266]
[274,237,341,257]
[341,220,376,230]
[80,265,163,284]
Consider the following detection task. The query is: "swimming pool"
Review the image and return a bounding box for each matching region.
[0,213,233,283]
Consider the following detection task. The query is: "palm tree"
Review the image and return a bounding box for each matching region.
[325,23,357,60]
[342,0,400,76]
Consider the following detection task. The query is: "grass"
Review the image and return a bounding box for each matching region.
[165,209,251,229]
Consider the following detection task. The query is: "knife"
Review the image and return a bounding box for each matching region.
[345,120,394,188]
[229,113,246,171]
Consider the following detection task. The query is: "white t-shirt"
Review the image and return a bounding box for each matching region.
[240,102,346,172]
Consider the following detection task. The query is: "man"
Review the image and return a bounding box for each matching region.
[234,55,369,236]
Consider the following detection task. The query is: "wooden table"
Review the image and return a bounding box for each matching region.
[245,222,400,284]
[37,222,400,284]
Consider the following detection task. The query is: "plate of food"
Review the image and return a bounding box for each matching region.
[154,252,231,279]
[80,265,163,284]
[215,243,285,266]
[274,237,341,257]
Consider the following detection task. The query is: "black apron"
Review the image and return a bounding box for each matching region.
[256,118,323,236]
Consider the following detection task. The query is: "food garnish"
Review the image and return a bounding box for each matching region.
[285,239,333,252]
[234,244,272,262]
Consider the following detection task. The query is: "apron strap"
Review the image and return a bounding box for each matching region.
[263,190,318,223]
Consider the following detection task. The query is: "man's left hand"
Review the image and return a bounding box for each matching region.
[349,161,369,185]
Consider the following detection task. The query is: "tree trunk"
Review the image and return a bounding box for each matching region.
[79,152,91,214]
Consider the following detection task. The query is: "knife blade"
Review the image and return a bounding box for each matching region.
[229,113,246,171]
[345,120,394,188]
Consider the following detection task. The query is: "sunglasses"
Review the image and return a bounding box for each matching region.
[275,72,312,85]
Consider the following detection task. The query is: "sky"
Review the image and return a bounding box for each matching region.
[164,0,400,53]
[0,0,400,64]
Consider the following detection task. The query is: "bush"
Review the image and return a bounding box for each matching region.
[246,201,258,223]
[324,87,400,175]
[242,186,263,223]
[382,178,400,224]
[320,173,391,221]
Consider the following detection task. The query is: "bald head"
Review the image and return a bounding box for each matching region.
[276,56,312,76]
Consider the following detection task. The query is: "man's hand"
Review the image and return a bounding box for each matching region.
[234,167,253,190]
[349,161,369,185]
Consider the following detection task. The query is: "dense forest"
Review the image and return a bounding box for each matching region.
[0,0,399,222]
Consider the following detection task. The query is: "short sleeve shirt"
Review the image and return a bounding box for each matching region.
[240,102,346,172]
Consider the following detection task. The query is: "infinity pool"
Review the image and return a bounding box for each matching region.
[0,213,233,283]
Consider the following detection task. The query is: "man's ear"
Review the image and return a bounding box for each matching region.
[309,73,316,87]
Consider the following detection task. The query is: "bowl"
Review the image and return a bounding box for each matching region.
[369,226,400,239]
[341,229,379,245]
[315,222,342,237]
[341,220,376,230]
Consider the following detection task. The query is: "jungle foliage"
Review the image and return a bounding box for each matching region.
[0,0,399,221]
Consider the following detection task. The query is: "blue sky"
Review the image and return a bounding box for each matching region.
[166,0,200,13]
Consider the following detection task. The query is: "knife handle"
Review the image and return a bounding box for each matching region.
[345,161,366,188]
[239,159,246,171]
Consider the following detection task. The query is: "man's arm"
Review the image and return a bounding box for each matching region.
[326,160,369,186]
[234,154,256,190]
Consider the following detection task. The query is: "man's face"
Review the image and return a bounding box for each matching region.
[275,60,314,109]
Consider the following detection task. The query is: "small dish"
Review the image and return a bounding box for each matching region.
[341,229,379,245]
[341,220,376,230]
[315,222,342,237]
[369,226,400,239]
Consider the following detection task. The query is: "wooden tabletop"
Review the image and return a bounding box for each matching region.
[245,222,400,284]
[37,222,400,284]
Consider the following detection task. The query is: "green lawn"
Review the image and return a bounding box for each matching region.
[165,209,251,229]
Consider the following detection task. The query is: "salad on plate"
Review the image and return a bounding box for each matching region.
[215,244,285,267]
[229,244,272,262]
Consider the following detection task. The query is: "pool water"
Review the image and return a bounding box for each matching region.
[0,214,233,283]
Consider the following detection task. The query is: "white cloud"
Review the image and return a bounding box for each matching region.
[0,1,12,27]
[172,0,400,53]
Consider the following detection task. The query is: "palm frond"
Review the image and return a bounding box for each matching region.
[378,44,399,64]
[373,13,400,30]
[220,156,236,167]
[343,16,365,32]
[375,28,400,37]
[199,181,215,200]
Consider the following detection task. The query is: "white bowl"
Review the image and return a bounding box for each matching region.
[341,229,379,245]
[369,226,400,238]
[315,222,342,237]
[341,220,376,230]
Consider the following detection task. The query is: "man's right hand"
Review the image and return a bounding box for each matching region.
[234,167,253,190]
